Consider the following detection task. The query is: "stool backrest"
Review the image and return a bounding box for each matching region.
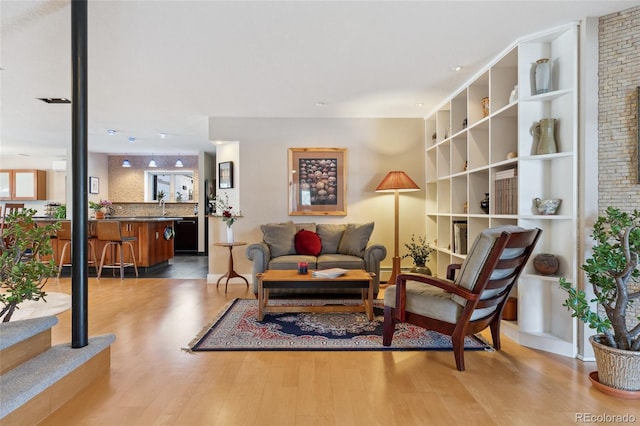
[57,221,72,240]
[96,221,123,242]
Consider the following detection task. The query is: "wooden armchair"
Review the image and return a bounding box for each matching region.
[383,226,542,371]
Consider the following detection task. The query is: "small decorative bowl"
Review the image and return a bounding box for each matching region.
[534,198,562,215]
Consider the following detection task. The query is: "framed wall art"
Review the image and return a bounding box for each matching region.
[288,147,347,216]
[218,161,233,189]
[637,86,640,184]
[89,176,99,194]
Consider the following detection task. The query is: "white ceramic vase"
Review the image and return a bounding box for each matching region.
[226,226,234,244]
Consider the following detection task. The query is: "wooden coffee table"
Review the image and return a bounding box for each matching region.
[256,269,375,321]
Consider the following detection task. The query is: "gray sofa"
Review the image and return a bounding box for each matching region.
[246,222,387,296]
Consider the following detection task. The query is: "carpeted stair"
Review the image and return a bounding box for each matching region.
[0,316,115,424]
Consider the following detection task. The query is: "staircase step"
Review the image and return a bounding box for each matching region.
[0,334,116,423]
[0,316,58,374]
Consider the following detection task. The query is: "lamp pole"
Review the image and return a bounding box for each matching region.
[388,189,401,286]
[375,170,420,286]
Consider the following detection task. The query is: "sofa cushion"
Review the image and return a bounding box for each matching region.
[269,255,318,270]
[295,223,317,233]
[260,222,297,258]
[316,224,346,254]
[294,229,322,256]
[317,254,365,270]
[338,222,374,257]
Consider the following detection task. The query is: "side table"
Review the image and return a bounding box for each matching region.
[214,242,249,293]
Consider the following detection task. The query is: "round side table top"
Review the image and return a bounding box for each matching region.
[214,242,247,247]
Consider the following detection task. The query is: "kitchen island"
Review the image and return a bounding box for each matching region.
[39,217,181,271]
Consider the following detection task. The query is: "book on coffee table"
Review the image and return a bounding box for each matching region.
[311,268,348,279]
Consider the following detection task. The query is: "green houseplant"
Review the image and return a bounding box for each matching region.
[0,208,59,322]
[402,234,434,275]
[559,207,640,392]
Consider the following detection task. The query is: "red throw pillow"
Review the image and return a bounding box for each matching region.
[294,229,322,256]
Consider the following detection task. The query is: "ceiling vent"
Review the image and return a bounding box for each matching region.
[38,98,71,104]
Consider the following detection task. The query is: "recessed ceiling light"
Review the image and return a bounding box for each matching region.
[450,66,462,72]
[315,101,327,107]
[128,137,136,143]
[37,97,71,104]
[416,103,424,107]
[107,129,116,135]
[159,132,167,138]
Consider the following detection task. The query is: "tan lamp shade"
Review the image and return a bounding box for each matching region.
[375,171,420,192]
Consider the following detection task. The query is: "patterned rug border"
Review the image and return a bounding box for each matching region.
[186,298,493,352]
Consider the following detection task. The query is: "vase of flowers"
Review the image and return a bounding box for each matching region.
[89,199,112,219]
[214,194,241,243]
[402,234,434,275]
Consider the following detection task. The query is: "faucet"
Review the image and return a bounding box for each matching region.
[159,199,166,216]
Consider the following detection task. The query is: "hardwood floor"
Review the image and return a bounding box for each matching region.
[37,276,639,426]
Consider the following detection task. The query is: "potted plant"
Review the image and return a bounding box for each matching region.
[0,208,59,322]
[559,207,640,394]
[89,199,111,219]
[402,233,434,275]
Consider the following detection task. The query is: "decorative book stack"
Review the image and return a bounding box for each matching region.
[494,169,518,215]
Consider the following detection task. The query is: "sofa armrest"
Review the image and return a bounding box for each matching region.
[246,242,271,290]
[363,243,387,289]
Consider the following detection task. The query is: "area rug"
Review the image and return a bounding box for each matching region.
[187,298,492,352]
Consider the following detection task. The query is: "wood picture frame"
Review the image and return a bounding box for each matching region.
[288,147,347,216]
[218,161,233,189]
[89,176,99,194]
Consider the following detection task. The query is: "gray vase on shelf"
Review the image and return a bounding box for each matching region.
[535,58,551,94]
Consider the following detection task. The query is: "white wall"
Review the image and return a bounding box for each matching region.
[208,117,425,281]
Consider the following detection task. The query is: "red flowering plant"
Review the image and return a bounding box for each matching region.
[214,194,241,227]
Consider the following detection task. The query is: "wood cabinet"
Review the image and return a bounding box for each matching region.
[0,170,47,200]
[424,24,578,357]
[49,219,175,270]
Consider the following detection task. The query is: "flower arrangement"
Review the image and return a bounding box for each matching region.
[89,199,112,212]
[214,194,241,227]
[402,234,434,266]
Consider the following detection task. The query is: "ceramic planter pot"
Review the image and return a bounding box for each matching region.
[590,335,640,392]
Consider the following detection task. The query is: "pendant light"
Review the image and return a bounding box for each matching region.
[149,154,157,168]
[122,158,131,168]
[175,154,184,168]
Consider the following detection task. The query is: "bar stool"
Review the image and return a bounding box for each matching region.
[56,221,99,277]
[96,221,138,279]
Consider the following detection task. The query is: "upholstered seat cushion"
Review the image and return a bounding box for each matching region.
[317,254,364,270]
[269,255,318,270]
[384,280,497,323]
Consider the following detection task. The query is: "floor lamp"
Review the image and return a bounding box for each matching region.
[376,171,420,286]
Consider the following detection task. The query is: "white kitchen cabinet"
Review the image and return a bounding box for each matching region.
[424,24,578,357]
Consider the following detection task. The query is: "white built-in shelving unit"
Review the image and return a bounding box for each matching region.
[424,24,578,357]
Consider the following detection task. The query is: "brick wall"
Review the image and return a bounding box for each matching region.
[598,6,640,329]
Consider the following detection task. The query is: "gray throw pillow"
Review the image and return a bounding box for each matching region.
[337,222,374,257]
[260,222,297,258]
[316,224,346,254]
